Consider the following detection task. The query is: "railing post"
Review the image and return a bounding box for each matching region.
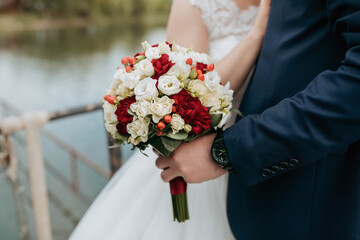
[22,112,52,240]
[70,153,79,192]
[107,134,123,175]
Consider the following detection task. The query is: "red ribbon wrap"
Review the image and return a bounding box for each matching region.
[170,177,187,195]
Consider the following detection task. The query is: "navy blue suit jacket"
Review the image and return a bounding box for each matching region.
[224,0,360,239]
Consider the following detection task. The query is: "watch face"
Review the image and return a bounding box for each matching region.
[211,132,235,173]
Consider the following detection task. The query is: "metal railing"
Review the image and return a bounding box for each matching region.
[0,99,123,240]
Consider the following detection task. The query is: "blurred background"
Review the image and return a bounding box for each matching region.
[0,0,171,239]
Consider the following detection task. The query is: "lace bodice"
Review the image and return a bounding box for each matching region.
[189,0,258,62]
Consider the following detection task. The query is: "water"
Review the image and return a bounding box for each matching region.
[0,24,166,239]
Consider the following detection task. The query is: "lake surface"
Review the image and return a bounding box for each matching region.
[0,24,166,239]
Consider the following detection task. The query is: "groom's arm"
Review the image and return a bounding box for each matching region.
[224,0,360,187]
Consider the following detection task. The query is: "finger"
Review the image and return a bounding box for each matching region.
[160,168,180,183]
[155,156,171,170]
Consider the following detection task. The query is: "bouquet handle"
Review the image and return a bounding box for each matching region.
[170,177,189,222]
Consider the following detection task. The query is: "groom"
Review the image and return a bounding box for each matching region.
[156,0,360,239]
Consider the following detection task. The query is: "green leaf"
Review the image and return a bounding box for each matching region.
[211,113,223,127]
[140,149,149,157]
[166,131,188,140]
[161,137,182,153]
[108,139,124,148]
[114,132,128,141]
[230,108,245,118]
[184,128,216,142]
[148,136,172,157]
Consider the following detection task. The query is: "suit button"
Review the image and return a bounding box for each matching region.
[261,168,271,177]
[289,158,299,166]
[279,162,289,170]
[271,166,280,174]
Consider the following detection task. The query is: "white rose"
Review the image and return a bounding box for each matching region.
[166,62,191,78]
[145,47,161,60]
[172,43,188,54]
[103,101,117,122]
[212,83,234,102]
[168,52,186,63]
[201,93,222,113]
[188,52,211,65]
[158,76,182,95]
[158,42,171,54]
[121,71,141,90]
[105,88,116,97]
[110,68,126,90]
[170,114,185,134]
[134,77,158,100]
[130,99,151,118]
[105,123,118,139]
[150,96,175,123]
[126,117,150,143]
[188,79,210,97]
[134,59,155,77]
[116,83,134,99]
[141,41,151,50]
[204,71,221,91]
[223,82,234,102]
[113,68,126,82]
[218,112,232,129]
[128,136,141,146]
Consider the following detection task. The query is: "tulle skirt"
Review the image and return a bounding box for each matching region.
[70,147,235,240]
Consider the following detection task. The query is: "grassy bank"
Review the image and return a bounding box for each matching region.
[0,0,171,34]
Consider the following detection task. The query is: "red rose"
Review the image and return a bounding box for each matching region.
[152,42,172,48]
[165,41,173,49]
[196,62,208,74]
[170,89,212,135]
[115,96,136,135]
[151,54,175,79]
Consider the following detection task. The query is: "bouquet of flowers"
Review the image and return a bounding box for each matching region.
[103,41,233,222]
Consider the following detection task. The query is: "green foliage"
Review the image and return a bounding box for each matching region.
[166,131,188,140]
[17,0,172,19]
[211,113,223,127]
[230,108,245,118]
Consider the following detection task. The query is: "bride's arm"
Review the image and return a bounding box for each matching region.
[166,0,209,53]
[167,0,271,93]
[216,0,271,92]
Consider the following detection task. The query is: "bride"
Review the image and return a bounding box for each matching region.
[70,0,270,239]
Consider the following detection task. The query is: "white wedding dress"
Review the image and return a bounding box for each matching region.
[70,1,258,239]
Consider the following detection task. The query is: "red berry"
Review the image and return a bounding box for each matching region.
[121,57,129,65]
[172,106,176,112]
[125,66,133,73]
[129,57,136,65]
[198,73,205,81]
[186,58,193,65]
[107,96,116,104]
[104,94,111,101]
[207,64,214,71]
[197,69,203,76]
[157,122,165,130]
[164,115,172,124]
[156,131,164,136]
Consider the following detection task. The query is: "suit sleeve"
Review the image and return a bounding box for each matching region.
[224,0,360,187]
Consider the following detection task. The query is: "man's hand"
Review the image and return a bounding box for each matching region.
[155,133,227,183]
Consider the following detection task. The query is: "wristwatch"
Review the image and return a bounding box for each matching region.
[211,131,237,173]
